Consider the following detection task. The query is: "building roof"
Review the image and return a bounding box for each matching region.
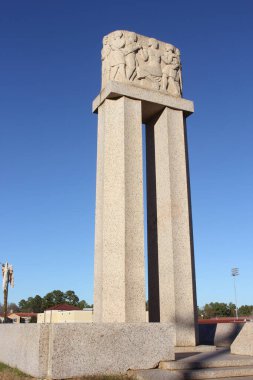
[46,304,82,311]
[9,313,37,317]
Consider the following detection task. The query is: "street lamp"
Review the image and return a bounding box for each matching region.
[231,267,239,319]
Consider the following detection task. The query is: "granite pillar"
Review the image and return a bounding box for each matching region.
[166,107,198,346]
[146,111,175,326]
[93,79,198,345]
[93,96,146,323]
[147,107,198,346]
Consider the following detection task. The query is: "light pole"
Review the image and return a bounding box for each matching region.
[231,267,239,319]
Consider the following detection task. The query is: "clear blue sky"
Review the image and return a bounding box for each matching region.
[1,0,252,308]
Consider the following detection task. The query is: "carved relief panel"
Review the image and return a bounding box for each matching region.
[101,30,183,97]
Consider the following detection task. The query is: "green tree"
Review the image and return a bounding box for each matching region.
[202,302,236,318]
[227,302,236,317]
[64,290,79,306]
[78,300,91,309]
[238,305,253,316]
[19,299,29,311]
[18,290,90,312]
[42,290,65,310]
[19,297,35,312]
[30,295,43,313]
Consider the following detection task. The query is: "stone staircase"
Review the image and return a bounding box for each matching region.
[128,347,253,380]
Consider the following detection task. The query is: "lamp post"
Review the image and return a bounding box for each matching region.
[231,267,239,319]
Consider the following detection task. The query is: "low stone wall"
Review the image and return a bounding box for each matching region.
[0,324,49,378]
[231,322,253,355]
[199,322,244,347]
[0,323,175,379]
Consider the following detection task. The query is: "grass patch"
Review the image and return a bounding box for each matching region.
[0,363,128,380]
[0,362,33,379]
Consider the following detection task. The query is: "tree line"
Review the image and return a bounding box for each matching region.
[0,290,91,314]
[1,296,253,318]
[198,302,253,319]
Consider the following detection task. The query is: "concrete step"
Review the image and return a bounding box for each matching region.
[175,345,217,353]
[128,366,253,380]
[160,351,253,370]
[128,350,253,379]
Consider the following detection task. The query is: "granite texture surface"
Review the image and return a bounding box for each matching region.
[93,96,146,323]
[0,323,175,379]
[93,53,197,345]
[164,107,198,346]
[0,324,49,378]
[49,323,175,378]
[231,322,253,355]
[146,109,175,324]
[146,107,198,346]
[129,347,253,379]
[93,81,194,123]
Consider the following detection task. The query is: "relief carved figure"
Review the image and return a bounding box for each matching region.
[101,31,183,97]
[175,47,183,95]
[101,35,111,88]
[167,56,181,97]
[137,38,162,90]
[124,32,141,81]
[161,44,182,97]
[108,31,126,82]
[161,44,176,91]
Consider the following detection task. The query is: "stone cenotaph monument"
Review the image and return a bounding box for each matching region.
[0,31,200,379]
[93,30,199,347]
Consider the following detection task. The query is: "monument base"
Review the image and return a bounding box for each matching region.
[0,323,175,379]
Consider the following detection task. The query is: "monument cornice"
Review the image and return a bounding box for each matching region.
[93,81,194,123]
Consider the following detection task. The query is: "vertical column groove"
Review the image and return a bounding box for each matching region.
[146,120,160,322]
[93,103,105,322]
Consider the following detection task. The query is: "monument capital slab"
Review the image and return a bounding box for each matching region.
[93,81,194,123]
